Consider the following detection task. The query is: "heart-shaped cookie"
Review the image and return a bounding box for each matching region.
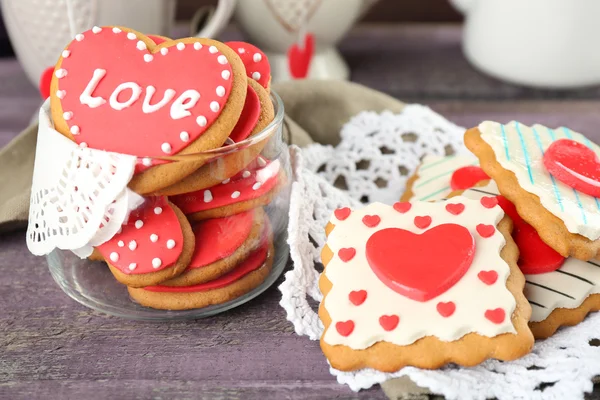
[227,41,271,89]
[544,139,600,198]
[366,224,475,302]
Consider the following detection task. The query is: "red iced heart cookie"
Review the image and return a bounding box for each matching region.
[228,84,261,143]
[338,248,356,262]
[226,41,270,89]
[51,27,238,158]
[362,215,381,228]
[450,166,490,191]
[334,207,351,221]
[445,203,465,215]
[288,33,314,79]
[496,196,565,274]
[349,290,367,306]
[485,308,506,324]
[335,320,354,337]
[379,315,399,331]
[436,301,456,317]
[366,224,475,302]
[544,139,600,198]
[478,270,498,285]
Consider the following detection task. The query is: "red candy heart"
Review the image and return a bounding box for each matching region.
[485,308,506,324]
[335,320,354,337]
[445,203,465,215]
[349,290,367,306]
[496,196,565,274]
[480,196,499,208]
[338,248,356,262]
[544,139,600,198]
[393,202,412,213]
[334,207,351,221]
[450,166,490,191]
[436,301,456,317]
[362,215,381,228]
[366,224,475,302]
[379,315,400,331]
[288,33,314,79]
[476,224,495,238]
[477,270,498,285]
[414,215,432,229]
[54,28,233,157]
[226,41,270,88]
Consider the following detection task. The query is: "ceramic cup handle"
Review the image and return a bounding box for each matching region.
[193,0,237,38]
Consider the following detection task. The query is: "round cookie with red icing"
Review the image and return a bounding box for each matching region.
[319,198,533,372]
[170,156,284,221]
[155,78,275,196]
[226,41,271,90]
[49,26,248,195]
[128,224,274,310]
[96,198,194,288]
[161,208,266,287]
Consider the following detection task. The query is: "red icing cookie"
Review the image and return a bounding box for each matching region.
[366,224,476,302]
[39,66,54,99]
[226,41,270,88]
[450,166,490,191]
[229,84,261,142]
[543,139,600,198]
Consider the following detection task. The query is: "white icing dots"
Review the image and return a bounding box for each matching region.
[160,48,168,55]
[221,70,231,80]
[180,131,190,142]
[109,252,119,262]
[79,142,88,148]
[257,157,267,167]
[55,69,67,79]
[231,191,241,199]
[150,234,158,243]
[92,26,102,34]
[238,48,246,54]
[222,178,231,184]
[210,101,220,112]
[56,90,66,99]
[144,54,154,63]
[142,157,152,167]
[152,258,162,269]
[194,42,202,50]
[75,34,84,41]
[117,240,124,247]
[253,53,262,63]
[176,42,185,51]
[63,111,73,120]
[154,207,163,215]
[62,50,70,58]
[161,142,172,154]
[217,55,228,65]
[127,32,136,40]
[209,46,218,54]
[134,220,144,229]
[216,86,226,97]
[128,263,137,271]
[196,116,207,127]
[128,240,137,250]
[112,27,122,34]
[166,240,176,249]
[136,41,147,50]
[252,72,261,81]
[242,171,251,178]
[252,182,262,190]
[204,190,213,203]
[70,126,80,135]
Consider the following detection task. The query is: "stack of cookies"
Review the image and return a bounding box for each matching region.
[319,121,600,372]
[48,26,284,310]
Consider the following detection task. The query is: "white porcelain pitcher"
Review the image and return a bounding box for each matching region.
[449,0,600,88]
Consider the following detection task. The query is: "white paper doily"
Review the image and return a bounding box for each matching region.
[26,101,142,257]
[280,105,600,399]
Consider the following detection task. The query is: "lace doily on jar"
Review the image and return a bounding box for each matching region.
[26,101,142,257]
[280,105,600,399]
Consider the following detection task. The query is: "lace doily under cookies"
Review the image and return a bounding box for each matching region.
[280,105,600,399]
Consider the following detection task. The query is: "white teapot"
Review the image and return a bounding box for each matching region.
[449,0,600,88]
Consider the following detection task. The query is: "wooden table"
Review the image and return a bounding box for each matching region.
[2,24,600,399]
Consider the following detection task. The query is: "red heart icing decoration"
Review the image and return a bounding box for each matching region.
[436,301,456,317]
[450,166,490,191]
[338,248,356,262]
[379,315,400,331]
[335,320,354,336]
[288,33,314,79]
[228,84,261,143]
[414,216,432,229]
[544,139,600,198]
[477,270,498,285]
[496,196,565,274]
[393,202,412,213]
[485,308,506,324]
[476,224,495,238]
[39,66,54,100]
[349,290,367,306]
[480,196,499,208]
[54,27,233,157]
[362,215,381,228]
[366,225,475,302]
[334,207,351,221]
[226,41,270,88]
[445,203,465,215]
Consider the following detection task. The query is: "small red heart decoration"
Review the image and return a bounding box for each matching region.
[335,320,354,336]
[393,202,412,213]
[436,301,456,317]
[476,224,495,238]
[480,196,499,208]
[544,139,600,198]
[366,225,475,302]
[477,270,498,285]
[338,248,356,262]
[288,33,314,79]
[379,315,400,331]
[450,166,490,191]
[485,308,506,324]
[334,207,351,221]
[445,203,465,215]
[362,215,381,228]
[349,290,367,306]
[496,196,565,274]
[414,216,432,229]
[39,66,54,100]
